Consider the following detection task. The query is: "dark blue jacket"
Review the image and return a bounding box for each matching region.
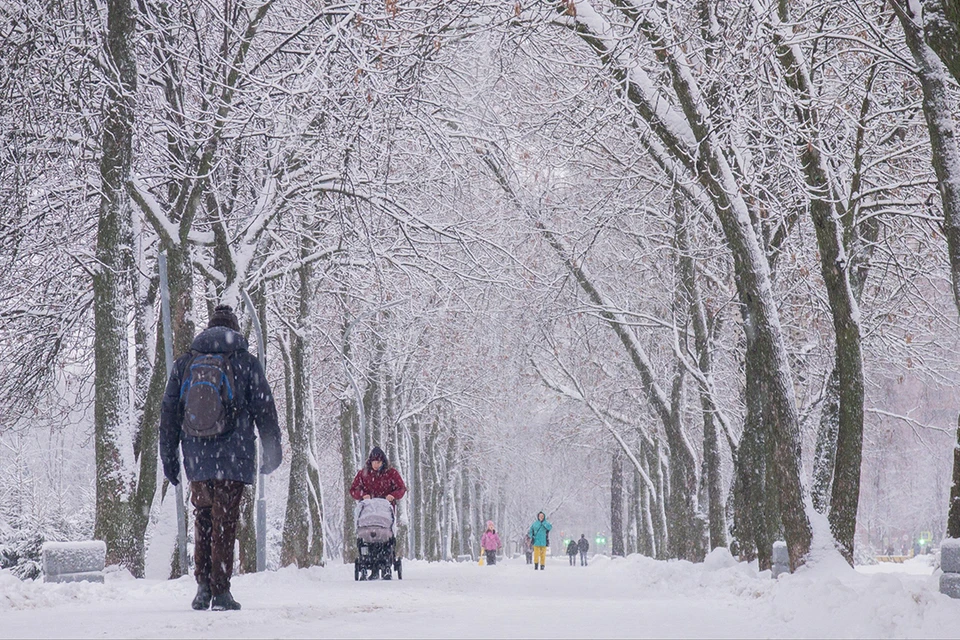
[159,326,282,485]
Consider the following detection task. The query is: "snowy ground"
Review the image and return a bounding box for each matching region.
[0,550,956,638]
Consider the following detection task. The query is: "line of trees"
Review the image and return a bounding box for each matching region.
[2,0,960,577]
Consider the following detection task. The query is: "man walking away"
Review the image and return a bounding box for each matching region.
[528,511,552,570]
[160,305,282,611]
[566,538,578,566]
[578,534,590,566]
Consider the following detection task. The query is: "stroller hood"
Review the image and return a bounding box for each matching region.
[355,497,395,531]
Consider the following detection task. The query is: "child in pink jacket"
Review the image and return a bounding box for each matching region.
[480,521,501,566]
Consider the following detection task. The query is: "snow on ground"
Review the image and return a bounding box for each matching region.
[0,549,957,639]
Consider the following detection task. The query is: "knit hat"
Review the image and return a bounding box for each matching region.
[487,520,495,529]
[209,304,240,332]
[366,446,388,470]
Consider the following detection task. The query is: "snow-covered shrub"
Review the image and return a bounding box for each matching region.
[0,531,44,580]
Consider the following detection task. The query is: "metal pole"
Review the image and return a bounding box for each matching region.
[159,252,189,577]
[240,288,267,573]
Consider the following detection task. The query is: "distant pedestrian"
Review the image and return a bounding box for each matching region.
[524,534,533,564]
[578,534,590,566]
[480,521,502,566]
[566,539,578,566]
[160,305,283,612]
[528,512,552,571]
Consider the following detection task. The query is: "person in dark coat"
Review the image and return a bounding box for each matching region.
[524,534,533,564]
[160,305,282,612]
[577,534,590,566]
[566,538,578,566]
[350,446,406,579]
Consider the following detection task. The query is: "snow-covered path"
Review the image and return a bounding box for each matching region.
[1,550,956,638]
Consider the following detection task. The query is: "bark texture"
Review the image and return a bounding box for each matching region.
[93,0,140,572]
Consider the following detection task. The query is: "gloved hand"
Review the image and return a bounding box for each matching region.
[260,438,282,475]
[163,459,180,486]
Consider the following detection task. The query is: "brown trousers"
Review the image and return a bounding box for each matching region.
[190,479,245,596]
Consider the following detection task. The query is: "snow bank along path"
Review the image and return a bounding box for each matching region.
[0,549,956,638]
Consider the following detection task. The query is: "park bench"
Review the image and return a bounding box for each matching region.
[41,541,106,584]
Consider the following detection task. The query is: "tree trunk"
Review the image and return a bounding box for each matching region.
[236,486,257,573]
[93,0,139,573]
[611,448,625,557]
[676,203,726,550]
[948,415,960,538]
[812,370,840,514]
[281,234,323,567]
[340,397,358,563]
[627,468,640,555]
[646,440,668,559]
[923,0,960,84]
[733,342,768,567]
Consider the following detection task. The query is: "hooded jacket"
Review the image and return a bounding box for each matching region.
[159,326,283,485]
[481,522,501,551]
[528,513,552,547]
[349,446,407,501]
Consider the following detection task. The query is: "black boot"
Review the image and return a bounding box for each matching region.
[191,583,212,611]
[211,592,242,611]
[534,563,539,570]
[368,568,381,581]
[381,567,392,580]
[540,564,545,570]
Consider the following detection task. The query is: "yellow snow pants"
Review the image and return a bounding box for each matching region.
[533,546,547,565]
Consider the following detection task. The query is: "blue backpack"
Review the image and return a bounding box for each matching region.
[179,352,236,438]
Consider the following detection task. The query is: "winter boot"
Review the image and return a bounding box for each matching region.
[540,564,545,570]
[368,568,381,581]
[381,566,392,580]
[211,592,242,611]
[191,583,212,610]
[534,563,539,570]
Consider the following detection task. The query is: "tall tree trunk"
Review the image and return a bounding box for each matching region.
[93,0,139,573]
[611,448,625,557]
[237,287,266,573]
[676,204,726,550]
[646,440,668,559]
[733,342,768,567]
[281,234,322,567]
[638,465,655,557]
[340,397,358,563]
[627,468,640,555]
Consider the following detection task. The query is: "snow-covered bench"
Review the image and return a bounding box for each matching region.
[41,541,106,584]
[940,538,960,598]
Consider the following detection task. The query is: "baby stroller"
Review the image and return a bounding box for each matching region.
[354,498,403,581]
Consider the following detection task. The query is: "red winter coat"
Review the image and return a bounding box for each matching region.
[349,467,407,502]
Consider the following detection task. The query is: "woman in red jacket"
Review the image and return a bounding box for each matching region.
[350,446,406,504]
